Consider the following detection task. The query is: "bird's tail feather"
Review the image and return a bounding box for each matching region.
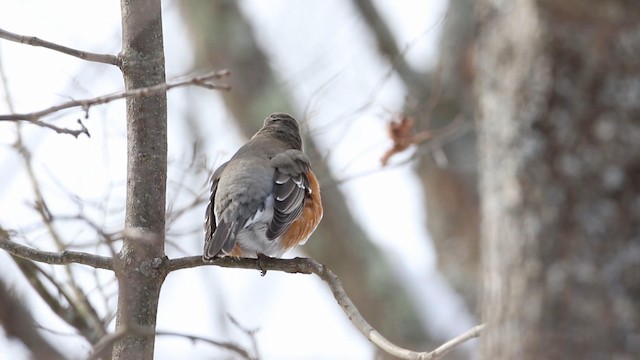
[204,220,236,259]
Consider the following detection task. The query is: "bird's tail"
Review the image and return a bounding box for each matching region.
[203,220,236,260]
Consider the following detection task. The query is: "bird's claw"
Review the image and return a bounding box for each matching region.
[256,252,271,276]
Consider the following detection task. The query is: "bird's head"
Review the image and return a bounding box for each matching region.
[255,113,303,150]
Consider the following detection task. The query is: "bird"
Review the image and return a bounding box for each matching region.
[203,113,323,259]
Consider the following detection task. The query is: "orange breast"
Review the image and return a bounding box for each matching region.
[281,170,323,249]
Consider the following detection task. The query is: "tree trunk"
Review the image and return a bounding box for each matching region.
[477,0,640,358]
[113,0,167,359]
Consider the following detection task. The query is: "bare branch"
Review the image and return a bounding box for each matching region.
[0,229,483,358]
[166,256,484,359]
[351,0,427,91]
[11,256,108,346]
[31,118,91,138]
[0,70,231,136]
[0,235,113,270]
[154,330,255,360]
[0,27,118,65]
[165,255,309,273]
[228,314,261,360]
[426,323,487,359]
[89,325,254,360]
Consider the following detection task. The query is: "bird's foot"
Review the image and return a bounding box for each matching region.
[256,252,272,276]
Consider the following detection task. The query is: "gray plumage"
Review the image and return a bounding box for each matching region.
[203,113,312,259]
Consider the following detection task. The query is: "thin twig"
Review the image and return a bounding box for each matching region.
[0,70,231,135]
[3,59,109,346]
[89,326,129,360]
[155,330,255,360]
[11,256,107,345]
[0,236,113,270]
[34,118,91,138]
[425,324,487,359]
[166,256,484,360]
[0,27,118,65]
[228,314,261,360]
[89,325,254,360]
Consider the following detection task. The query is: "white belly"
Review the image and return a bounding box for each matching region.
[234,196,287,257]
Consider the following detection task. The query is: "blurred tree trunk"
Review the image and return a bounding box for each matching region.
[113,0,168,359]
[414,0,480,313]
[179,0,432,352]
[476,0,640,358]
[352,0,481,312]
[0,277,65,360]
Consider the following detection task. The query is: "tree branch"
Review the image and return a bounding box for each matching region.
[0,233,484,358]
[0,70,230,136]
[11,256,108,347]
[166,256,484,359]
[0,27,119,65]
[0,235,113,271]
[426,323,486,359]
[351,0,427,91]
[154,330,255,360]
[90,325,255,360]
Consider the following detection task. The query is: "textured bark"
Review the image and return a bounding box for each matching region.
[477,0,640,358]
[113,0,167,359]
[179,0,430,350]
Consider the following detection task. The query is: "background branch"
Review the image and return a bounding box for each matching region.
[353,0,482,316]
[0,70,230,135]
[0,27,119,65]
[0,278,66,360]
[11,257,108,349]
[426,324,486,359]
[90,325,255,360]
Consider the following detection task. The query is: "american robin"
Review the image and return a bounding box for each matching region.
[203,113,323,259]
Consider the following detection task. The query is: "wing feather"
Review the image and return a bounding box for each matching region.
[266,151,312,240]
[204,163,231,259]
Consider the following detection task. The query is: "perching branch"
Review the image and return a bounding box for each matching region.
[166,256,484,360]
[0,231,483,359]
[0,27,119,65]
[0,70,230,135]
[0,235,113,271]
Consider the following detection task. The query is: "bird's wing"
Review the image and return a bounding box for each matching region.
[203,162,229,259]
[266,149,312,240]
